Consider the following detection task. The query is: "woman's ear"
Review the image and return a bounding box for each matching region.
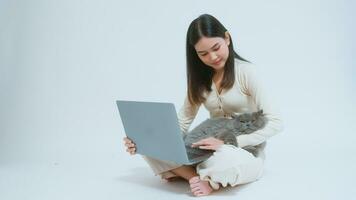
[224,31,231,46]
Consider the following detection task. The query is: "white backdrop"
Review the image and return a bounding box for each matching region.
[1,0,355,199]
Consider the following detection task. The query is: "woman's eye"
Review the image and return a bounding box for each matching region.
[200,46,219,56]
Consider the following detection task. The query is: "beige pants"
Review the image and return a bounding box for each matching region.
[142,144,265,189]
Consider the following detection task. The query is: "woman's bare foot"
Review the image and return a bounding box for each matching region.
[189,176,213,197]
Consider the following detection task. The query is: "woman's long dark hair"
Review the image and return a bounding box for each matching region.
[186,14,250,106]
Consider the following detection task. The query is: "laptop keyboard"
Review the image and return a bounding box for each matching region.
[187,149,213,162]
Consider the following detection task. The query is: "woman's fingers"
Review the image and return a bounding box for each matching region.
[126,147,136,154]
[125,143,135,147]
[123,137,134,144]
[130,149,136,155]
[192,140,208,147]
[123,137,130,142]
[124,139,132,145]
[130,148,136,154]
[192,137,216,147]
[123,137,136,146]
[123,136,136,154]
[198,145,215,150]
[192,141,213,148]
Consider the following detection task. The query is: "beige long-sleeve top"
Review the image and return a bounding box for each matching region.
[177,58,284,148]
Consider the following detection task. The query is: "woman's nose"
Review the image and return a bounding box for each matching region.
[209,52,218,61]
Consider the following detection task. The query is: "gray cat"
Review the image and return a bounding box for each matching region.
[183,109,267,160]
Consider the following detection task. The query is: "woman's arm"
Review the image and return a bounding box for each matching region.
[177,95,201,135]
[236,63,284,148]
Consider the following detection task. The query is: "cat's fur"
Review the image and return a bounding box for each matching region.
[183,109,267,159]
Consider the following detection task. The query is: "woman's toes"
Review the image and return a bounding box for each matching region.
[190,182,200,189]
[196,192,207,197]
[189,176,200,184]
[199,180,213,195]
[189,177,213,196]
[191,185,201,193]
[194,190,203,196]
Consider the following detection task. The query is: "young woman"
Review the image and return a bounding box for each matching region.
[123,14,284,197]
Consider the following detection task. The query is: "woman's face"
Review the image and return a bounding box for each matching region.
[194,32,230,72]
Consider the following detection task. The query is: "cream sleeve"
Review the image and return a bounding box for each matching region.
[236,63,284,148]
[177,95,201,135]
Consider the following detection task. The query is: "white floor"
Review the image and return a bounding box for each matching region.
[1,128,355,200]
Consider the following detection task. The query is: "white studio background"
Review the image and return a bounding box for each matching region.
[0,0,355,200]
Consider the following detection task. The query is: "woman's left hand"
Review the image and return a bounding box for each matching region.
[191,137,224,151]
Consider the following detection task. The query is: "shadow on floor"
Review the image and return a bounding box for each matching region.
[114,166,253,197]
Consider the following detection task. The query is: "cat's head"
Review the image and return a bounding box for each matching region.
[231,109,264,123]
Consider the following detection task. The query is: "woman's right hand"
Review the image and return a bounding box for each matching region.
[123,137,136,155]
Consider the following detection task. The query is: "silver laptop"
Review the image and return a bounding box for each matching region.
[116,100,210,165]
